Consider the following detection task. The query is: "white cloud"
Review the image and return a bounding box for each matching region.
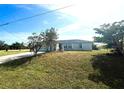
[42,20,49,25]
[39,0,124,41]
[58,22,82,34]
[57,22,95,41]
[43,0,124,23]
[15,5,33,10]
[1,1,123,43]
[58,34,94,41]
[0,31,31,44]
[0,0,72,4]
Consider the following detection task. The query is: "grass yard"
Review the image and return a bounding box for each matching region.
[0,49,124,88]
[0,49,29,56]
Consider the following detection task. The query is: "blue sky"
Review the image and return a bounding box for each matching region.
[0,1,124,44]
[0,4,77,44]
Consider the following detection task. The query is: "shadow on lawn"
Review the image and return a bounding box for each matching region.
[0,54,43,68]
[0,56,34,68]
[89,53,124,88]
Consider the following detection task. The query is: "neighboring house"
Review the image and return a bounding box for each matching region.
[56,39,93,51]
[39,39,93,51]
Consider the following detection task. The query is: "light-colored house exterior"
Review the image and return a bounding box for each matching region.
[56,39,93,51]
[39,39,93,51]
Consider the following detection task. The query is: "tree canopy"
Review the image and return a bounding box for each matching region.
[94,20,124,55]
[43,27,58,51]
[27,27,58,54]
[28,33,44,54]
[0,40,5,50]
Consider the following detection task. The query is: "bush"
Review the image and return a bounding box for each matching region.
[92,44,98,50]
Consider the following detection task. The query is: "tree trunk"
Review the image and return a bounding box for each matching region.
[122,34,124,55]
[50,45,52,52]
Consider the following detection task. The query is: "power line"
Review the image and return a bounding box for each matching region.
[0,22,17,38]
[0,5,73,27]
[0,21,10,33]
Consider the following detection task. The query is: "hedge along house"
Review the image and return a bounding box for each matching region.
[56,39,93,51]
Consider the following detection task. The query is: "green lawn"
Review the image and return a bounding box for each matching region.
[0,49,123,88]
[0,49,29,56]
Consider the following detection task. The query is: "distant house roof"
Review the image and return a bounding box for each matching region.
[58,39,93,43]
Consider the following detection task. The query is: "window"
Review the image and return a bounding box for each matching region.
[79,43,82,48]
[68,43,72,49]
[64,44,67,48]
[64,43,72,49]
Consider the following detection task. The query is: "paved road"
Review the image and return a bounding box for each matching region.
[0,52,44,64]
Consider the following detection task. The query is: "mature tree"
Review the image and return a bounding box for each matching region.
[28,33,44,54]
[20,42,28,49]
[92,44,98,50]
[0,40,5,50]
[27,27,58,54]
[43,27,58,52]
[3,44,9,51]
[10,42,22,50]
[94,20,124,55]
[94,24,114,48]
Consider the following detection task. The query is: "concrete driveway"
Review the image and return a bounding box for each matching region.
[0,52,44,64]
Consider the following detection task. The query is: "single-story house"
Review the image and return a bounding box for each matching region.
[56,39,93,51]
[39,39,93,51]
